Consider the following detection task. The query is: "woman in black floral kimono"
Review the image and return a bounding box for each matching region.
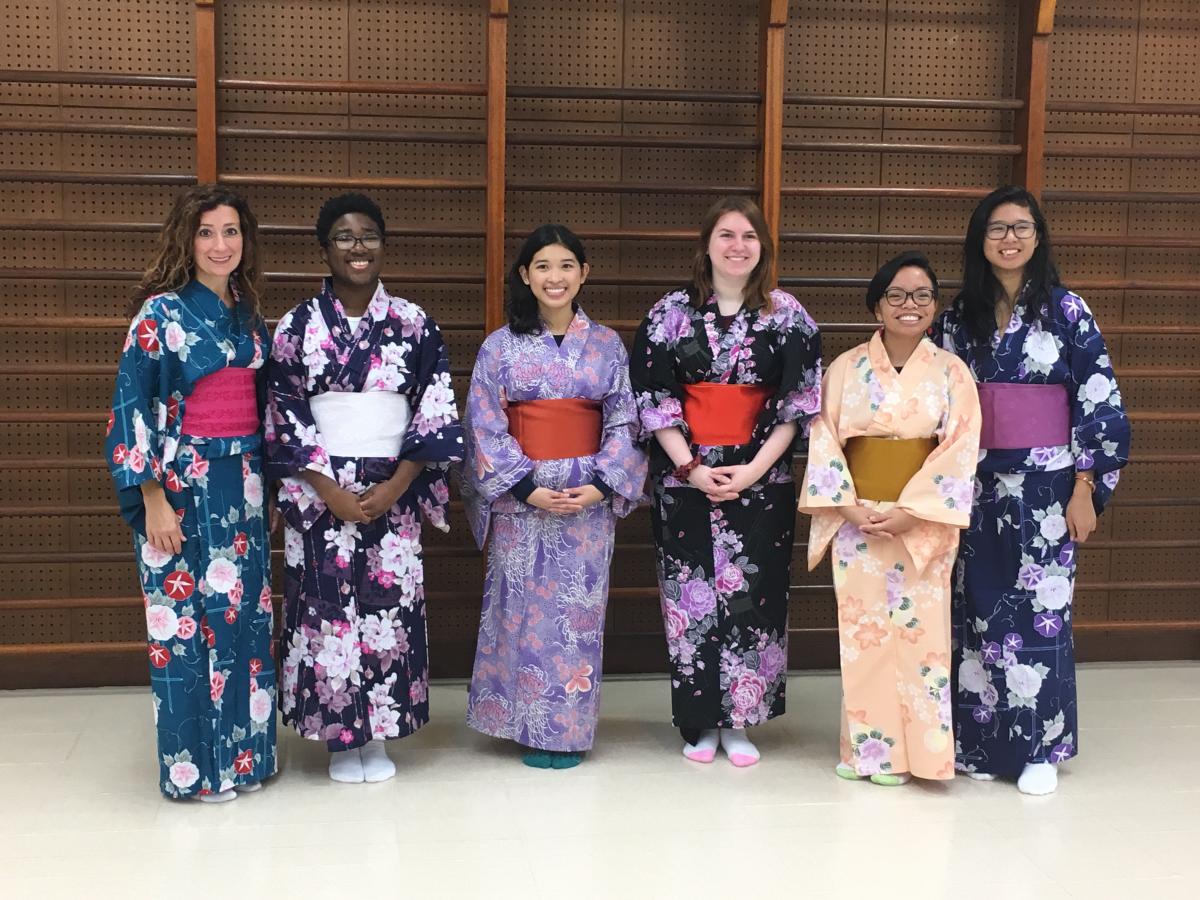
[631,196,822,766]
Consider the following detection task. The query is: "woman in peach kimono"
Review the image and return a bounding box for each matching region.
[799,252,981,785]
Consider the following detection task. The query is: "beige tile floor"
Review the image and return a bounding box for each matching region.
[2,663,1198,900]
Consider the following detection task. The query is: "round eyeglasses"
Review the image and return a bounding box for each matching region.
[883,288,936,307]
[985,221,1037,241]
[330,233,383,251]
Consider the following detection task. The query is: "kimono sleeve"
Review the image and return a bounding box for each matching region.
[402,317,463,533]
[592,334,648,517]
[797,352,856,570]
[106,299,172,534]
[630,295,689,444]
[460,333,536,548]
[263,308,335,483]
[894,356,982,575]
[770,293,823,437]
[1061,291,1130,515]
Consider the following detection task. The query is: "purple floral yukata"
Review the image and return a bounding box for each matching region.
[632,288,821,733]
[938,285,1130,776]
[462,310,646,751]
[265,279,462,751]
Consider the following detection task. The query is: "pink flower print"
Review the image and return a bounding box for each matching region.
[663,602,689,641]
[175,616,197,640]
[715,564,745,595]
[259,585,273,613]
[729,672,768,716]
[678,579,717,619]
[515,666,550,703]
[186,456,210,481]
[409,680,428,705]
[227,579,244,607]
[210,671,226,702]
[339,728,355,746]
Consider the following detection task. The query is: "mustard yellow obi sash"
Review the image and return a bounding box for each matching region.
[843,436,938,502]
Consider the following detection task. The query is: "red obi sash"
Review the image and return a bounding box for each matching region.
[506,398,603,460]
[977,383,1069,450]
[181,367,259,438]
[681,382,773,446]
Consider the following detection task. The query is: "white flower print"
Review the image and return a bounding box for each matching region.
[145,604,179,641]
[249,688,273,724]
[360,612,398,655]
[959,658,989,694]
[1039,513,1068,542]
[1023,328,1060,374]
[1005,663,1043,700]
[369,704,401,739]
[1083,372,1112,405]
[284,527,304,567]
[315,630,360,682]
[168,760,199,789]
[243,472,264,507]
[140,541,174,570]
[205,557,239,594]
[1035,574,1072,611]
[164,321,187,353]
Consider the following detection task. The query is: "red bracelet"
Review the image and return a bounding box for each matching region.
[672,457,701,481]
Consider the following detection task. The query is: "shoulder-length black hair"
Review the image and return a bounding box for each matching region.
[865,250,939,312]
[956,184,1060,346]
[507,224,588,334]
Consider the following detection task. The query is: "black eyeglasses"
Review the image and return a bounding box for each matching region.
[330,233,383,251]
[985,221,1037,241]
[883,288,936,307]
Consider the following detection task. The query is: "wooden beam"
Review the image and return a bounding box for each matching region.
[1013,0,1055,197]
[195,1,218,182]
[484,0,509,336]
[758,0,789,284]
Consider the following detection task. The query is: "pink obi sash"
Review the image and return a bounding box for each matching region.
[181,367,259,438]
[977,382,1069,450]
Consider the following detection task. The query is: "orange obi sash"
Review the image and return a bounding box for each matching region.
[681,382,773,446]
[844,436,938,502]
[506,398,603,461]
[181,367,259,438]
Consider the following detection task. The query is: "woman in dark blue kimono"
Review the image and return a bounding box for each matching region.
[265,194,463,785]
[939,186,1130,795]
[106,185,276,802]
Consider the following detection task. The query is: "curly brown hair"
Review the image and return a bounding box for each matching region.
[129,184,263,321]
[689,195,776,314]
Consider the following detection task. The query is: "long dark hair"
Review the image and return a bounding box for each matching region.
[690,195,776,313]
[507,224,588,334]
[955,185,1059,345]
[130,184,263,321]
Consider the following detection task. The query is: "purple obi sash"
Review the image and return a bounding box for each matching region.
[181,367,259,438]
[977,382,1069,450]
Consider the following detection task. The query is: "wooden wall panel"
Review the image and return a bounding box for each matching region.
[1,0,1197,686]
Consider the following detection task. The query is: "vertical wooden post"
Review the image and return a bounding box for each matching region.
[1013,0,1056,198]
[195,1,218,183]
[758,0,789,284]
[484,0,509,335]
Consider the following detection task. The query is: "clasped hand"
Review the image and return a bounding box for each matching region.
[841,505,919,539]
[324,476,412,524]
[527,484,605,515]
[688,464,759,503]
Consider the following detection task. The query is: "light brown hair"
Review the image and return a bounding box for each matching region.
[129,184,263,321]
[689,195,776,313]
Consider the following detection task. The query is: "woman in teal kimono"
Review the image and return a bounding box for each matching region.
[106,185,276,802]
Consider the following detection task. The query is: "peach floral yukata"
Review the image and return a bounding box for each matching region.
[800,333,981,780]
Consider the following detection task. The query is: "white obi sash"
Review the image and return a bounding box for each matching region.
[310,391,411,458]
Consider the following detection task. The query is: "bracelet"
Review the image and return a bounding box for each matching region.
[672,456,701,481]
[1074,471,1096,493]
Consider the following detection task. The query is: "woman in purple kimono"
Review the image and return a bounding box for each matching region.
[939,186,1130,795]
[265,194,463,784]
[463,225,646,769]
[632,197,822,767]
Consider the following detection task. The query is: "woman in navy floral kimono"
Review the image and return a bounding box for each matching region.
[632,196,822,767]
[265,194,463,785]
[939,186,1130,795]
[107,185,276,802]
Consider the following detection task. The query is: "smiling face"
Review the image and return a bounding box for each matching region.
[707,211,761,286]
[874,265,938,340]
[983,201,1039,277]
[520,242,589,319]
[321,212,384,291]
[192,205,243,283]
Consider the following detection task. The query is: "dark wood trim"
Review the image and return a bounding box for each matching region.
[784,140,1022,155]
[217,77,486,96]
[0,69,196,88]
[758,0,789,285]
[507,85,760,103]
[783,94,1023,110]
[1046,100,1200,115]
[485,0,509,336]
[219,173,487,190]
[0,171,195,185]
[0,122,196,137]
[194,0,218,182]
[1013,0,1054,197]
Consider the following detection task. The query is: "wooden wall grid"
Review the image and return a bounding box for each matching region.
[1,0,1197,688]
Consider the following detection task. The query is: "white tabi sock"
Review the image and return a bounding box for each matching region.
[329,747,365,784]
[192,789,237,804]
[234,781,262,793]
[1017,761,1058,795]
[361,740,396,783]
[967,772,997,781]
[682,729,720,763]
[719,727,760,767]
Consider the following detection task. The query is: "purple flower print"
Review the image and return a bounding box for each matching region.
[639,395,682,432]
[1003,632,1024,653]
[885,569,904,613]
[715,563,745,595]
[1018,563,1046,590]
[856,737,890,775]
[1057,542,1075,568]
[1076,448,1094,469]
[981,641,1003,664]
[1060,293,1084,323]
[1103,470,1121,490]
[811,465,843,497]
[973,706,993,724]
[677,579,717,620]
[1050,742,1074,763]
[1031,446,1064,466]
[1034,613,1062,638]
[652,305,693,345]
[757,643,787,682]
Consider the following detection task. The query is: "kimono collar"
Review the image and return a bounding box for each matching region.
[318,278,389,339]
[868,330,935,385]
[539,306,592,354]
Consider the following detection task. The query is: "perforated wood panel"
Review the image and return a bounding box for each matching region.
[1,1,1197,687]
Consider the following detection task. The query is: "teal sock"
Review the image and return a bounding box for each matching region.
[522,750,554,768]
[550,751,583,769]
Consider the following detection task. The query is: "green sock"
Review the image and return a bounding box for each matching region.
[550,751,583,769]
[522,750,554,769]
[869,772,911,786]
[835,762,863,780]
